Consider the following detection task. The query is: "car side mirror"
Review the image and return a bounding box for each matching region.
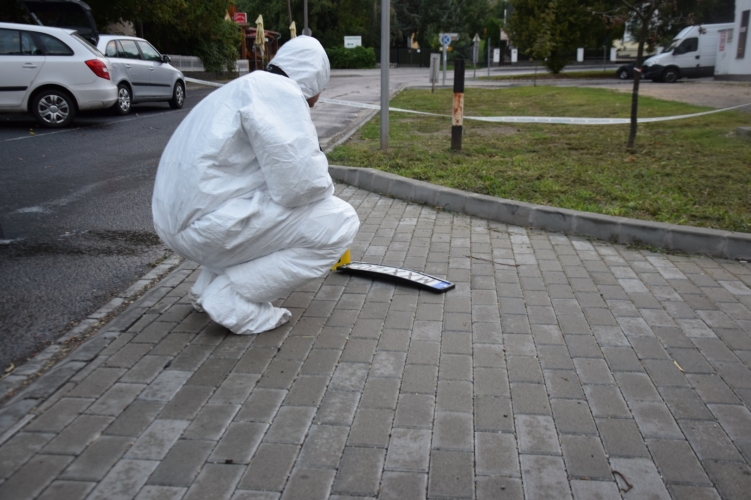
[162,55,171,63]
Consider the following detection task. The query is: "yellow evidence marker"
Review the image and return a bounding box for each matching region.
[331,249,352,270]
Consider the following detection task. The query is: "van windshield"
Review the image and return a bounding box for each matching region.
[664,39,680,52]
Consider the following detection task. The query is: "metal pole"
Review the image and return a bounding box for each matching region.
[303,0,311,36]
[442,46,446,86]
[380,0,389,150]
[451,58,465,150]
[488,40,491,77]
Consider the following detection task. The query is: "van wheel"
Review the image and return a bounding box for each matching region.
[617,68,630,80]
[169,81,185,109]
[662,67,680,83]
[32,89,77,128]
[113,83,132,115]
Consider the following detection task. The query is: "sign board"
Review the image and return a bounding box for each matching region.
[233,12,247,24]
[440,34,451,46]
[493,48,500,63]
[511,48,518,63]
[344,36,362,49]
[430,53,440,83]
[337,262,455,293]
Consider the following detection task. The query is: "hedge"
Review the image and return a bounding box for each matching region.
[325,46,376,69]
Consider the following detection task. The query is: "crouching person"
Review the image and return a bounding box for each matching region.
[152,36,360,334]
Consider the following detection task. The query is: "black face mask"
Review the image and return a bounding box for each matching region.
[267,65,289,78]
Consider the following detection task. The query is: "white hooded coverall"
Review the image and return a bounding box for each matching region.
[152,36,360,334]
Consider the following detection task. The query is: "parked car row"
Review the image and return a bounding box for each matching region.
[0,22,185,128]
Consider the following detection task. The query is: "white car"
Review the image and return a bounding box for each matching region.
[97,35,185,115]
[0,22,117,128]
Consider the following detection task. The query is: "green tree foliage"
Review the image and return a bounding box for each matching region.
[326,45,376,68]
[507,0,621,73]
[85,0,242,72]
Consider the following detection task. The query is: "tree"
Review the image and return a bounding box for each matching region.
[507,0,621,73]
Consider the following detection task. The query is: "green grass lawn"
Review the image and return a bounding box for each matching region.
[328,87,751,232]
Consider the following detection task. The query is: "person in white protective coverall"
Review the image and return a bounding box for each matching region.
[152,36,360,334]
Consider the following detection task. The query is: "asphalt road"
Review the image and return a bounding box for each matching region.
[0,87,216,372]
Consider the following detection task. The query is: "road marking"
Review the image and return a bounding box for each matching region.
[8,176,128,216]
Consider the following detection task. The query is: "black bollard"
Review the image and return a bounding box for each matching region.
[451,58,465,150]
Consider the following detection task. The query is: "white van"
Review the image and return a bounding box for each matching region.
[643,23,734,82]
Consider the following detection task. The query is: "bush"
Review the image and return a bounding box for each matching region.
[325,46,376,69]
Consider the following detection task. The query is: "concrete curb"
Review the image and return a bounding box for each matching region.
[329,165,751,260]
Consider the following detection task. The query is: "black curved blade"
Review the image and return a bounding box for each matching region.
[337,261,454,293]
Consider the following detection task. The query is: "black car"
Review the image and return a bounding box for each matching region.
[616,63,636,80]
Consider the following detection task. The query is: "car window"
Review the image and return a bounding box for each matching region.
[70,32,104,56]
[20,31,43,55]
[119,39,141,59]
[0,29,21,55]
[37,33,73,55]
[137,41,161,61]
[105,40,117,57]
[679,37,698,53]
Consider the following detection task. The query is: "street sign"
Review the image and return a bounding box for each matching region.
[473,33,481,43]
[233,12,247,24]
[344,36,362,48]
[440,34,451,46]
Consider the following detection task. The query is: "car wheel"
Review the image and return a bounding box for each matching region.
[617,68,630,80]
[113,83,132,115]
[31,89,77,128]
[169,81,185,109]
[662,67,679,83]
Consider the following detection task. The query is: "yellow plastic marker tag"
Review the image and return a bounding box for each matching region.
[331,249,351,271]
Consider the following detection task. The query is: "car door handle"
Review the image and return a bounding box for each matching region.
[695,55,700,59]
[149,67,154,71]
[125,64,131,69]
[22,63,38,68]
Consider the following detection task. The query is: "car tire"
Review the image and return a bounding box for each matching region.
[662,67,679,83]
[617,68,630,80]
[31,89,77,128]
[113,83,132,115]
[169,81,185,109]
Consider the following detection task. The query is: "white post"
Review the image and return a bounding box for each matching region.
[487,40,491,77]
[380,0,389,149]
[610,47,617,62]
[577,48,584,62]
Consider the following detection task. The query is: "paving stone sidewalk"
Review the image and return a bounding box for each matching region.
[2,183,751,500]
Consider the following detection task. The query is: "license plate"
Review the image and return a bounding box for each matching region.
[337,262,455,293]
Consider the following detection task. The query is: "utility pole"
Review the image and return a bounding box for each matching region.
[380,0,389,149]
[451,59,465,151]
[303,0,311,36]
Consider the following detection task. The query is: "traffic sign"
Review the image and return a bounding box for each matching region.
[440,34,451,46]
[233,12,247,24]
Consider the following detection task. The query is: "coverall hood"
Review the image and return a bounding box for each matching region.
[268,35,330,98]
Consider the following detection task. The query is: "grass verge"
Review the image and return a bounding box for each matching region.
[327,86,751,233]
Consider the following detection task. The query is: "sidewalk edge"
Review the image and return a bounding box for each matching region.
[329,165,751,260]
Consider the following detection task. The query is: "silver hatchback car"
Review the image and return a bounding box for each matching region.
[97,35,185,115]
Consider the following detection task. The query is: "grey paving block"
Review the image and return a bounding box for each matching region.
[516,414,560,455]
[401,364,438,394]
[520,455,572,500]
[103,400,164,437]
[67,367,126,398]
[407,340,440,365]
[315,391,360,426]
[148,439,214,487]
[236,388,286,423]
[60,435,131,481]
[120,355,171,384]
[37,480,96,500]
[707,404,751,441]
[473,344,506,368]
[385,427,431,472]
[297,424,348,468]
[86,459,160,500]
[284,376,328,407]
[280,467,336,500]
[183,403,239,441]
[428,450,474,499]
[436,380,473,412]
[211,373,260,405]
[631,400,683,439]
[264,406,316,445]
[596,418,649,458]
[602,346,644,372]
[210,422,267,464]
[666,485,721,500]
[584,385,630,418]
[300,349,341,376]
[169,345,214,371]
[680,419,744,462]
[703,461,751,500]
[360,377,400,409]
[42,414,114,455]
[125,419,189,460]
[0,432,54,480]
[432,411,473,451]
[609,458,670,500]
[507,356,543,383]
[378,329,411,351]
[332,447,385,497]
[614,372,661,402]
[561,435,612,480]
[182,463,245,500]
[235,348,276,374]
[647,439,711,485]
[573,358,614,385]
[186,357,237,387]
[476,476,523,500]
[379,471,428,500]
[510,383,551,415]
[0,454,73,500]
[26,398,92,432]
[328,362,369,392]
[371,351,407,378]
[551,399,597,435]
[475,432,520,477]
[158,385,214,420]
[544,370,585,399]
[239,443,299,491]
[347,408,393,447]
[394,393,435,429]
[138,370,192,401]
[570,480,621,500]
